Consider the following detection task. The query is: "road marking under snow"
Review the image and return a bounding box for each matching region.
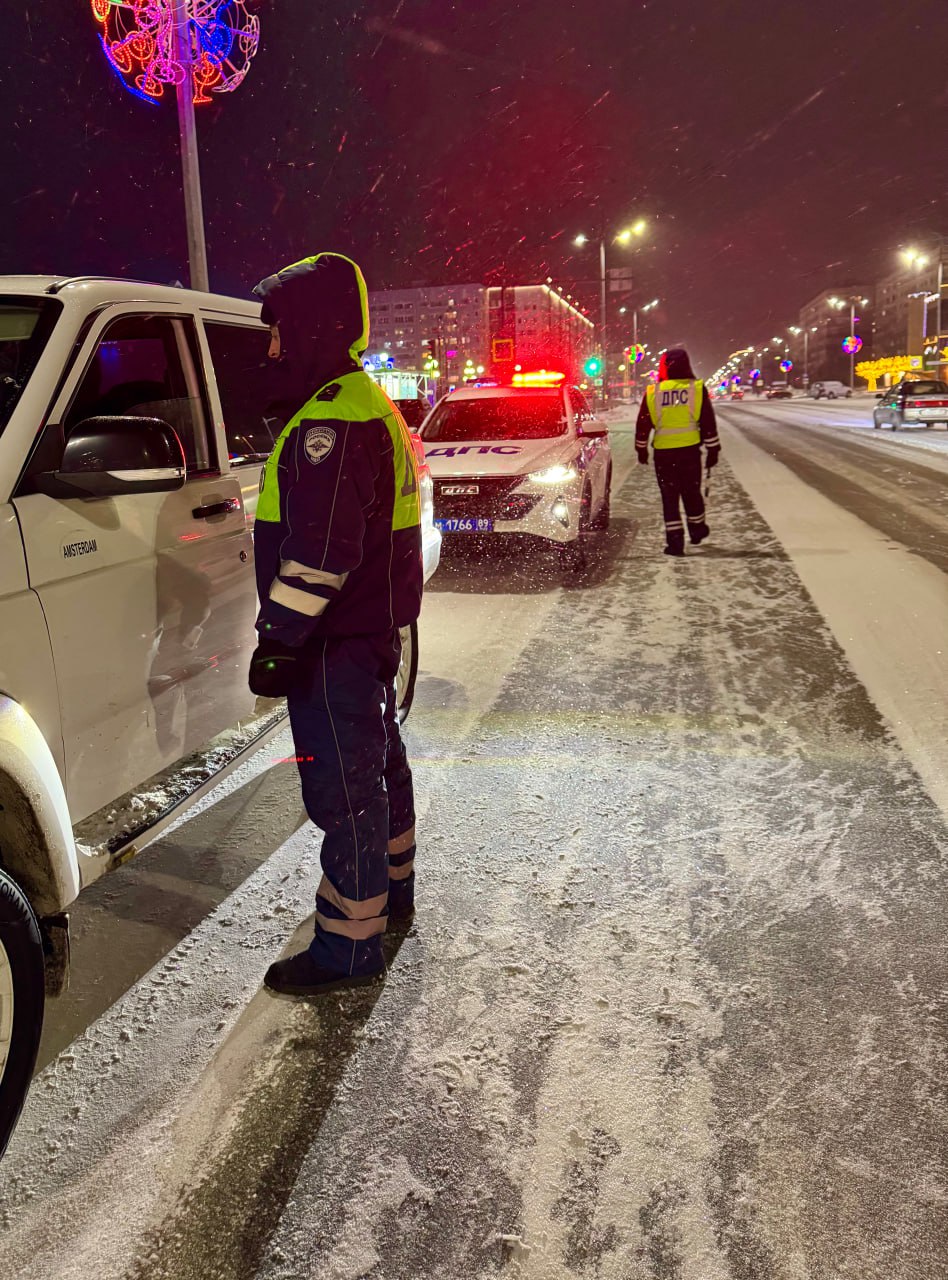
[723,417,948,823]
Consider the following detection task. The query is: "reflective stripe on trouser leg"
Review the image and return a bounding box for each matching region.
[287,635,392,975]
[654,444,701,549]
[383,673,417,908]
[680,451,709,540]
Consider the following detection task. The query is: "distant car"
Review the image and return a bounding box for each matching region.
[729,388,745,401]
[766,387,793,399]
[393,394,430,432]
[872,380,948,430]
[810,380,852,399]
[420,379,611,571]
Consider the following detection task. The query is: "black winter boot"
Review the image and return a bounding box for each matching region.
[264,949,385,996]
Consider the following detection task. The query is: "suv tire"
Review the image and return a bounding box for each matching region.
[0,869,45,1161]
[396,621,419,725]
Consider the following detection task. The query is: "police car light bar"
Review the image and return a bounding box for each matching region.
[511,369,567,387]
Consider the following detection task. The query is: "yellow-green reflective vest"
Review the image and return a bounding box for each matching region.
[256,372,421,534]
[647,379,703,449]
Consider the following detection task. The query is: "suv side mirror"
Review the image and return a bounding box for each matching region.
[875,393,884,400]
[579,422,609,439]
[35,416,186,499]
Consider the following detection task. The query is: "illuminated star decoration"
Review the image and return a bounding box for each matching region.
[91,0,260,105]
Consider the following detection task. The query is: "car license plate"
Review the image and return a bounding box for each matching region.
[920,408,942,417]
[435,518,493,533]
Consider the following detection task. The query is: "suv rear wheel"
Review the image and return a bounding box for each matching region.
[396,622,419,724]
[0,869,45,1160]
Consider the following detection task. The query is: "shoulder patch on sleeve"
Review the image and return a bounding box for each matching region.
[303,423,337,465]
[317,382,342,402]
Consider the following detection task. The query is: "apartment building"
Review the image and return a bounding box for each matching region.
[366,283,489,380]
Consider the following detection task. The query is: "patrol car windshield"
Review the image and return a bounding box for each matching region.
[421,395,566,442]
[0,298,61,434]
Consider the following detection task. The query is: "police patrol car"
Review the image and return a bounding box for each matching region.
[420,373,611,568]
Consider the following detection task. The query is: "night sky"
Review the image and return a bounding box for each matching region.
[3,0,947,372]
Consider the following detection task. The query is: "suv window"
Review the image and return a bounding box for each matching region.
[63,314,212,472]
[0,297,62,436]
[204,321,281,463]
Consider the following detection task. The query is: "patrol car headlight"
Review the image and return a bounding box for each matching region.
[527,462,578,484]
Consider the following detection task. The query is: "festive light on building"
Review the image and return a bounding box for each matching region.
[91,0,260,105]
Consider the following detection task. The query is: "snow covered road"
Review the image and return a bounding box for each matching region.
[1,418,947,1279]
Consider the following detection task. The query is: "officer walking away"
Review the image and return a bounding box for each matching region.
[249,253,423,995]
[635,347,720,556]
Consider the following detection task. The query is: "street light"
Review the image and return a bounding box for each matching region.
[788,325,817,388]
[574,221,648,401]
[899,243,945,375]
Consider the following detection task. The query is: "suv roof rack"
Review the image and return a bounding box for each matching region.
[45,275,179,296]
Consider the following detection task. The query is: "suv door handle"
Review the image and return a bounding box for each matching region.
[192,498,240,520]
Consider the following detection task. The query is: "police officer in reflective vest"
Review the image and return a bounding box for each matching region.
[635,347,720,555]
[248,253,423,995]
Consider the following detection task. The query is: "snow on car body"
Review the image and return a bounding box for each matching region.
[420,380,611,557]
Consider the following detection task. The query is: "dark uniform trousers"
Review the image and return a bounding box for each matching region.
[287,629,415,976]
[653,444,709,553]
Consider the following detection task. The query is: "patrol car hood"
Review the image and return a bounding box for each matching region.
[422,437,571,478]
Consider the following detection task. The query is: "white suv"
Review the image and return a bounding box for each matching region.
[0,276,440,1155]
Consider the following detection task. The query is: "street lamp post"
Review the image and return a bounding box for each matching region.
[900,242,946,376]
[788,325,816,388]
[574,219,646,403]
[172,0,209,292]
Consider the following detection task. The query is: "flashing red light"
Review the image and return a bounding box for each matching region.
[511,369,567,387]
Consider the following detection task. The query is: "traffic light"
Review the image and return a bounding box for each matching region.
[583,355,602,377]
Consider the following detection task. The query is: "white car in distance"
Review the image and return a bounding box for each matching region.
[420,376,612,571]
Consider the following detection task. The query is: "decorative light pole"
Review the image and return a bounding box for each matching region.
[90,0,261,291]
[574,220,647,402]
[619,297,659,399]
[828,295,869,390]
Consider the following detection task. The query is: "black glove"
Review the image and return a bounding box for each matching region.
[249,639,302,697]
[705,447,720,469]
[636,447,649,466]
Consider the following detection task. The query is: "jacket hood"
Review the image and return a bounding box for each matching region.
[659,347,696,380]
[253,253,369,406]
